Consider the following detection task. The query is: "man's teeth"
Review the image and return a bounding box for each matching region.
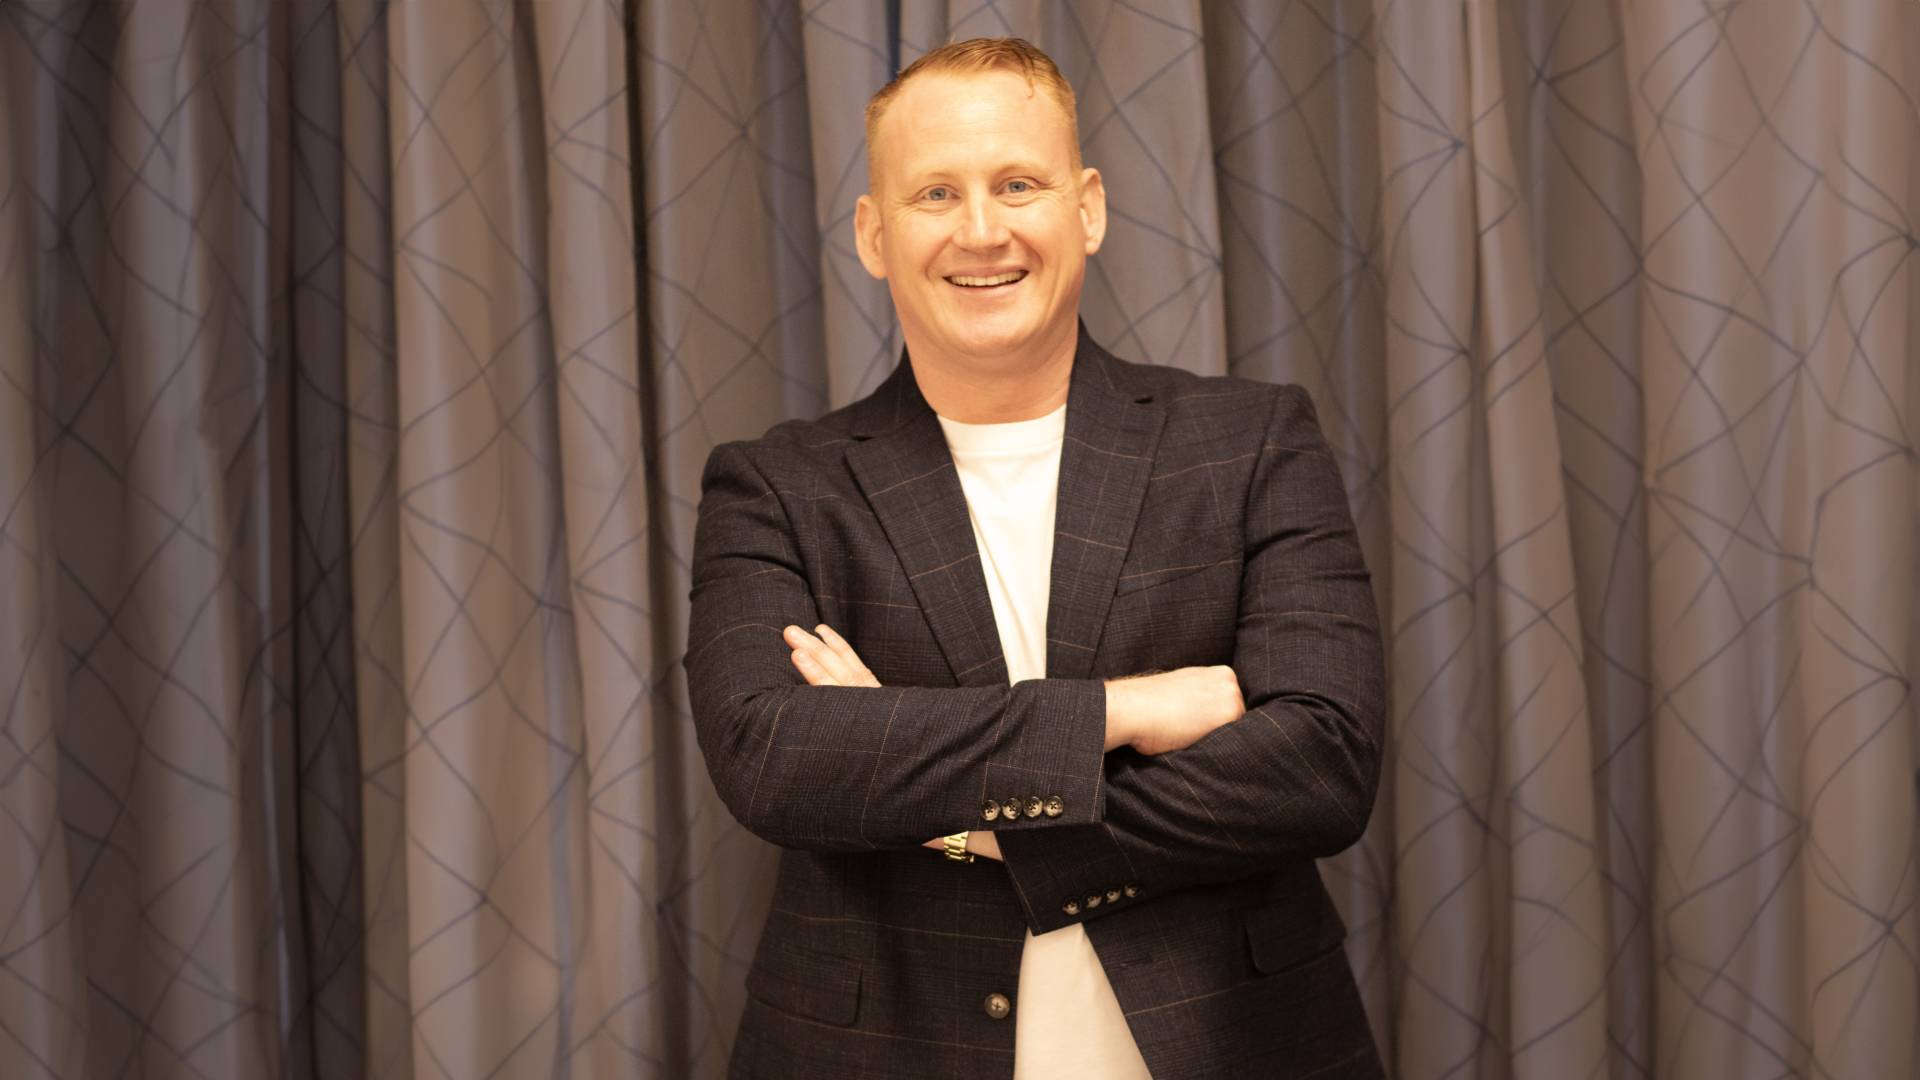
[949,271,1027,287]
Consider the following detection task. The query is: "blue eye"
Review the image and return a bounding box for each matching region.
[1007,180,1031,193]
[926,187,951,201]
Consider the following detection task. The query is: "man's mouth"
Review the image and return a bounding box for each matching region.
[946,270,1028,288]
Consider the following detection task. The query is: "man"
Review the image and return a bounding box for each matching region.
[687,37,1385,1079]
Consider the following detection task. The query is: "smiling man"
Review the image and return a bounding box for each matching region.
[687,38,1386,1079]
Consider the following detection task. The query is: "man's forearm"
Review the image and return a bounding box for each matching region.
[1100,666,1244,754]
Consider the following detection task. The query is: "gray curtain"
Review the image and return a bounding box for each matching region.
[3,1,1918,1077]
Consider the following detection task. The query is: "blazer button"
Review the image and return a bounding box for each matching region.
[1062,898,1081,916]
[1105,888,1122,904]
[1084,893,1102,909]
[1123,883,1140,898]
[1043,795,1064,817]
[981,801,1001,822]
[1001,798,1021,820]
[1023,796,1044,818]
[984,992,1012,1020]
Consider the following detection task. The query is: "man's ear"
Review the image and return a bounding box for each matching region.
[854,193,887,279]
[1078,167,1108,256]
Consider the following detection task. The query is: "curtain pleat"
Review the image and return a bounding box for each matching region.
[1200,0,1397,1051]
[525,0,656,1074]
[798,2,898,406]
[1617,4,1920,1076]
[1502,2,1656,1075]
[0,12,87,1075]
[633,2,823,1072]
[3,1,1918,1077]
[1370,1,1607,1072]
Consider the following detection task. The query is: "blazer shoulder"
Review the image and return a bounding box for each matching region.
[702,408,860,485]
[1113,358,1314,436]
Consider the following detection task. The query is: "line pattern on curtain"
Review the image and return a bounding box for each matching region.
[2,1,1916,1077]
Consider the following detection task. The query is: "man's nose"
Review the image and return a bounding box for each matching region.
[954,198,1010,250]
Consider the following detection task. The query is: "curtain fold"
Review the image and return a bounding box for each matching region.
[0,17,87,1075]
[3,2,1917,1077]
[1200,2,1400,1052]
[1368,1,1609,1072]
[1503,3,1655,1075]
[330,0,408,1071]
[1617,4,1920,1076]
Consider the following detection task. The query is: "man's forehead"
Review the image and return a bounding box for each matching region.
[886,70,1060,126]
[871,70,1075,178]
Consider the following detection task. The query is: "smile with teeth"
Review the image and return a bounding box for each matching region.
[947,270,1028,287]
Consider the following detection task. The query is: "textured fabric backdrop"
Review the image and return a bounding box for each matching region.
[3,1,1918,1077]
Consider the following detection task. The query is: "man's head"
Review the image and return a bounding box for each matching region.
[855,38,1106,394]
[863,38,1082,179]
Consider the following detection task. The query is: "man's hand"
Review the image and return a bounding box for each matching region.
[1104,666,1245,755]
[783,623,1002,861]
[783,623,880,687]
[783,625,1243,844]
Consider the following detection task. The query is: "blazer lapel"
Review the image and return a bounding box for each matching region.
[843,332,1165,688]
[1046,335,1166,680]
[845,365,1008,688]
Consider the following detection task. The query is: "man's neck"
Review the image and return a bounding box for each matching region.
[907,333,1076,424]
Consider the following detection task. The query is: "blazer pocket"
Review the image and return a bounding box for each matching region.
[1244,891,1348,977]
[745,941,864,1026]
[1114,530,1243,596]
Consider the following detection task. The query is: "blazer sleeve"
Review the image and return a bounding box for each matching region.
[686,441,1111,852]
[996,385,1386,934]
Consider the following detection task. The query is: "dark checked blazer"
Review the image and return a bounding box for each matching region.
[687,328,1387,1080]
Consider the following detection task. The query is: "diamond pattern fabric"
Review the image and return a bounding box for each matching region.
[2,1,1917,1077]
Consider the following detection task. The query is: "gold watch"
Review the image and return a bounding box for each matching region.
[942,831,975,862]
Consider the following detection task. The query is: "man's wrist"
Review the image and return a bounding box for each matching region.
[941,831,975,862]
[1102,680,1132,752]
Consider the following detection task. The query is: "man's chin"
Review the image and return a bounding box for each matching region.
[933,320,1063,364]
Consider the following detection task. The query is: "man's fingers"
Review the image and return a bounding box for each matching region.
[814,624,879,687]
[814,623,858,661]
[784,625,840,686]
[790,648,838,686]
[783,624,862,686]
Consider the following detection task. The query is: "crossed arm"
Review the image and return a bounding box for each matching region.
[780,622,1247,861]
[687,387,1383,931]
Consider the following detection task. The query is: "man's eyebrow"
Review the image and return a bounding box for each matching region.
[901,161,1058,184]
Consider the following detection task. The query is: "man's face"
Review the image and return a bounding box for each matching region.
[855,69,1106,372]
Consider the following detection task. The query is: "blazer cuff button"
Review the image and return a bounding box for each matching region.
[981,801,1001,822]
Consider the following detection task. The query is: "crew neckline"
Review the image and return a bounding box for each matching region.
[936,403,1067,454]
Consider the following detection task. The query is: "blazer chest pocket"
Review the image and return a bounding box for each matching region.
[1114,529,1242,597]
[746,941,863,1026]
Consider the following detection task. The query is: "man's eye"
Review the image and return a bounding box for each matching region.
[1006,180,1031,193]
[926,187,951,201]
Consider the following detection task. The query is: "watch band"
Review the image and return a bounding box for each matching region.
[942,831,975,862]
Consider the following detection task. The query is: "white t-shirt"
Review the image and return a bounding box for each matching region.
[938,405,1153,1079]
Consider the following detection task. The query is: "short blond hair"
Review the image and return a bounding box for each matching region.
[864,37,1082,180]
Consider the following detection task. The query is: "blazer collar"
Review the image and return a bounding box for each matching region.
[844,326,1166,685]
